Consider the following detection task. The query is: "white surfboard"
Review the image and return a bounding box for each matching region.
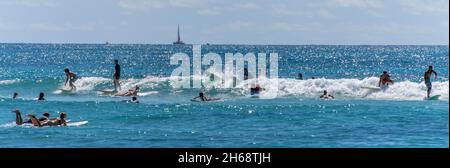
[361,86,382,91]
[424,95,441,101]
[19,121,88,127]
[55,88,75,94]
[98,89,117,95]
[248,94,260,98]
[66,121,89,126]
[191,98,223,102]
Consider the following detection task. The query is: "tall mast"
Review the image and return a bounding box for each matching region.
[177,24,181,42]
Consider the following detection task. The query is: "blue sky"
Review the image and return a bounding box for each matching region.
[0,0,448,45]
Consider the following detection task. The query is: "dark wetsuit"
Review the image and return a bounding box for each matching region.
[114,64,121,80]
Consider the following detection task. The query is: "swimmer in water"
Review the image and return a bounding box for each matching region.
[38,92,45,100]
[297,73,303,80]
[320,90,335,99]
[424,65,438,98]
[131,96,139,103]
[13,92,18,99]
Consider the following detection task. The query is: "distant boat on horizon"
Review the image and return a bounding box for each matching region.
[173,24,185,45]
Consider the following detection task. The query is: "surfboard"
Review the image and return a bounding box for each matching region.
[424,95,441,101]
[55,88,75,94]
[66,121,89,126]
[249,94,260,98]
[98,89,117,94]
[361,86,382,91]
[20,121,88,127]
[190,98,223,102]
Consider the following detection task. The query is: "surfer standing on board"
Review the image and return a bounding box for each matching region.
[424,66,438,98]
[113,59,121,91]
[378,71,394,88]
[64,68,77,90]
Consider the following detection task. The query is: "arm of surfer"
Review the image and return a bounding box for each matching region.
[433,70,438,79]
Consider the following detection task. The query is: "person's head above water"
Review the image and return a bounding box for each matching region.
[59,112,67,119]
[38,92,45,99]
[132,97,137,101]
[323,90,328,95]
[64,68,70,73]
[43,112,50,118]
[27,114,36,119]
[429,65,433,70]
[383,71,388,74]
[13,92,18,99]
[199,92,204,97]
[114,59,118,64]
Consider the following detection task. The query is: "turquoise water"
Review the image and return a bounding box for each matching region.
[0,44,448,147]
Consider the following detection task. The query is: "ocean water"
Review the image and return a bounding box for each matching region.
[0,44,448,147]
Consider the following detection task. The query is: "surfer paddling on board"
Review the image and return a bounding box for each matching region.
[192,92,220,102]
[12,110,51,126]
[424,66,438,98]
[378,71,394,89]
[64,68,77,91]
[113,59,121,91]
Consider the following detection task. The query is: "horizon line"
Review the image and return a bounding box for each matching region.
[0,42,449,46]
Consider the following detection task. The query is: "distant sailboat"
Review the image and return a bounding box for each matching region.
[173,24,185,45]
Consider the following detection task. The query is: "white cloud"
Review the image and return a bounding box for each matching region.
[30,23,95,32]
[399,0,449,15]
[118,0,166,9]
[330,0,383,8]
[168,0,202,8]
[226,20,256,31]
[197,8,222,16]
[0,0,57,7]
[235,2,260,10]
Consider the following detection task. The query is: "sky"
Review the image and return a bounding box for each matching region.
[0,0,448,45]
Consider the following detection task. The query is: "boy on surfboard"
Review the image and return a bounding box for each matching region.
[64,68,77,90]
[378,71,394,88]
[424,66,438,98]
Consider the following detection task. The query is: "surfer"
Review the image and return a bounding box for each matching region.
[424,66,438,98]
[113,59,121,91]
[378,71,394,88]
[192,92,220,102]
[13,92,18,99]
[12,110,49,126]
[38,92,45,100]
[115,85,140,96]
[320,90,334,99]
[250,84,262,95]
[64,68,77,90]
[42,112,67,126]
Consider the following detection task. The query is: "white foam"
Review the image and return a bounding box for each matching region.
[46,76,448,101]
[0,79,20,85]
[72,77,110,91]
